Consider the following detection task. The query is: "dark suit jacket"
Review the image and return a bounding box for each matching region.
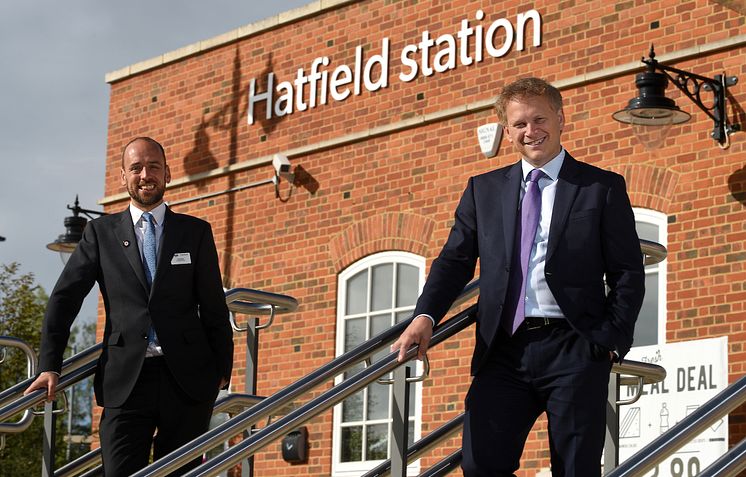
[413,153,645,375]
[39,207,233,408]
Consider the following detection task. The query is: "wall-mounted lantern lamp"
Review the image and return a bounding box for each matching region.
[46,196,107,263]
[612,45,739,149]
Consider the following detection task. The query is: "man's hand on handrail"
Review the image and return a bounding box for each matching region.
[23,371,59,402]
[391,315,434,362]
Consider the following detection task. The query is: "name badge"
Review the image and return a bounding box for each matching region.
[171,252,192,265]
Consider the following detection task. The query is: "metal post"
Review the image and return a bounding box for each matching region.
[67,345,77,462]
[391,366,411,477]
[241,317,259,477]
[42,400,57,477]
[604,372,620,474]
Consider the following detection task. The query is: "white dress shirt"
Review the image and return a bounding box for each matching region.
[129,202,167,356]
[520,149,566,319]
[129,202,166,263]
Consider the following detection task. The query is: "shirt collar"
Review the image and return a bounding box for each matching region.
[520,147,565,182]
[129,202,167,226]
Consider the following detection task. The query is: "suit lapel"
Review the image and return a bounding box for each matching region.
[500,162,523,260]
[547,153,580,261]
[113,209,149,293]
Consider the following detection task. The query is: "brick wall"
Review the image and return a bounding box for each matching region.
[100,0,746,475]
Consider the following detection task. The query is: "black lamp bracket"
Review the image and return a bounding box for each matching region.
[68,195,107,220]
[642,46,739,146]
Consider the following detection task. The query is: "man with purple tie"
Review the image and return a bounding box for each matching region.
[392,78,644,476]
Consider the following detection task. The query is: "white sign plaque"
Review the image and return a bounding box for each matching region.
[619,337,728,477]
[477,123,503,157]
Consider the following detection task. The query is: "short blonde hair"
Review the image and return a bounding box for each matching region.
[494,77,563,125]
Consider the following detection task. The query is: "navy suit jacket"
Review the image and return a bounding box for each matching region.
[39,207,233,407]
[413,154,645,375]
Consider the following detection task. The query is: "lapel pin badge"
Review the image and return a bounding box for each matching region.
[123,240,130,247]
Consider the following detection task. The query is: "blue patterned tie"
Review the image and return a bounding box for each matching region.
[142,212,157,287]
[142,212,159,348]
[503,169,545,335]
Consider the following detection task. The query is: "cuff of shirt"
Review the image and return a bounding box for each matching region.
[414,314,435,327]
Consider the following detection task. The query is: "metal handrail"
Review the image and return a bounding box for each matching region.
[419,449,463,477]
[614,358,668,406]
[0,336,38,434]
[53,392,275,477]
[131,280,480,477]
[48,286,297,477]
[0,286,300,476]
[699,437,746,477]
[0,287,293,432]
[225,288,298,331]
[640,238,667,266]
[615,359,667,387]
[213,393,264,415]
[0,362,96,426]
[139,270,670,477]
[361,359,666,477]
[362,414,465,477]
[182,304,480,476]
[53,447,102,477]
[607,374,746,477]
[0,344,101,412]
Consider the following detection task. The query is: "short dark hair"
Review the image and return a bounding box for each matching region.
[494,77,563,125]
[121,137,167,166]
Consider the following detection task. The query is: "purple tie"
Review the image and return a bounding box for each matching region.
[503,169,544,335]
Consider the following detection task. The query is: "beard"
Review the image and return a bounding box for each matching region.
[127,182,165,207]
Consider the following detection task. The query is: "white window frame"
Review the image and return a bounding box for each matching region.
[332,251,426,477]
[633,208,668,346]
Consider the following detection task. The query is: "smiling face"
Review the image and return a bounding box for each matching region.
[120,138,171,211]
[503,94,565,168]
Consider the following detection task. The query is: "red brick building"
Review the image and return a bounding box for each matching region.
[98,1,746,475]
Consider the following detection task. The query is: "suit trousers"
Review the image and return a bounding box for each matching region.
[461,321,613,477]
[99,357,218,477]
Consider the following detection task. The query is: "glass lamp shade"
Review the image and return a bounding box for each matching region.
[613,69,691,149]
[46,215,87,263]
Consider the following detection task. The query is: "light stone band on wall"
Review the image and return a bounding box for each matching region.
[99,34,746,206]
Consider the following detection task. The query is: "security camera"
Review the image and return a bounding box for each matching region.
[272,154,294,182]
[272,154,291,175]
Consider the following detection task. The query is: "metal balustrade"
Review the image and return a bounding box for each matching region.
[12,238,745,477]
[53,393,283,477]
[130,280,480,477]
[0,287,295,477]
[362,356,669,477]
[0,336,38,439]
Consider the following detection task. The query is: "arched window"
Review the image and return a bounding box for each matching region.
[332,252,425,476]
[633,209,668,346]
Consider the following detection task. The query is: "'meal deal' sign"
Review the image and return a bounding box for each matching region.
[619,337,728,477]
[248,9,542,124]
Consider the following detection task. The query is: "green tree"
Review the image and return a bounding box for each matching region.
[0,263,95,476]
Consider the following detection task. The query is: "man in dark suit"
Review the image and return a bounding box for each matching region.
[25,137,234,476]
[392,78,645,476]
